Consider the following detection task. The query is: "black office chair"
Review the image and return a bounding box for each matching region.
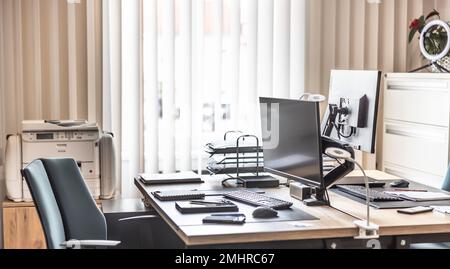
[22,158,120,249]
[410,164,450,249]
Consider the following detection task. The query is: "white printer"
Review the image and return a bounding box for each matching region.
[5,120,117,202]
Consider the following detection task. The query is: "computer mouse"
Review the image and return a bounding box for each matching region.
[390,179,410,188]
[252,207,278,219]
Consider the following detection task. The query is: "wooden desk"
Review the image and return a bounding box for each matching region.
[2,201,47,249]
[135,170,450,249]
[330,170,450,246]
[135,175,360,248]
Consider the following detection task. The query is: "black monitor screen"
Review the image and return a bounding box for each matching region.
[259,97,323,187]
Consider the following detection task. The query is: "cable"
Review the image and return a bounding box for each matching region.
[324,153,344,166]
[325,189,331,206]
[337,124,354,138]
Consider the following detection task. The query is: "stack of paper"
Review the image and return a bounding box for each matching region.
[431,206,450,214]
[385,191,450,202]
[139,171,202,185]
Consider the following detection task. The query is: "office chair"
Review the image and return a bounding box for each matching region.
[22,158,120,249]
[441,164,450,192]
[410,164,450,249]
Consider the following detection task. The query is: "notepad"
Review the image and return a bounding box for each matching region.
[385,191,450,202]
[431,206,450,214]
[139,171,203,185]
[152,190,206,201]
[175,201,239,214]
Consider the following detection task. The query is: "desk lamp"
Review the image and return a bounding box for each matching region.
[299,93,326,102]
[325,147,379,239]
[300,94,326,120]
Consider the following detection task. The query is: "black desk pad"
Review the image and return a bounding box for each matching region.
[331,188,450,209]
[244,206,318,223]
[163,200,318,226]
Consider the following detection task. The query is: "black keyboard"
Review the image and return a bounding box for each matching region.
[223,190,293,210]
[336,185,403,202]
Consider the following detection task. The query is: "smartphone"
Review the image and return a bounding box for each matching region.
[203,214,246,224]
[397,206,433,215]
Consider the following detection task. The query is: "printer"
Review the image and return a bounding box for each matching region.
[5,120,117,202]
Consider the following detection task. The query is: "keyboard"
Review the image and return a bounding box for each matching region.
[223,190,293,210]
[336,185,403,202]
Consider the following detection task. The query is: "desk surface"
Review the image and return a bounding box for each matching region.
[330,171,450,237]
[135,170,450,247]
[135,176,358,246]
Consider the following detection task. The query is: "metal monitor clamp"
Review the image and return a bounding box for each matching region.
[301,137,355,207]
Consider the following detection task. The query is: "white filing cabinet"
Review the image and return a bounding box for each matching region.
[383,73,450,188]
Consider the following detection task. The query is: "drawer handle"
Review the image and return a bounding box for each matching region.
[385,128,421,139]
[385,126,447,141]
[387,81,448,92]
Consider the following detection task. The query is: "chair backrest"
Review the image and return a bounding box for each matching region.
[41,158,107,241]
[442,164,450,192]
[22,160,66,249]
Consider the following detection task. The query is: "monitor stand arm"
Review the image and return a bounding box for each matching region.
[322,138,355,186]
[303,138,355,207]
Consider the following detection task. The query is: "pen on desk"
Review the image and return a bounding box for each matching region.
[190,201,229,206]
[390,189,428,192]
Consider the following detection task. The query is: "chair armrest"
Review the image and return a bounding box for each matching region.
[61,240,121,249]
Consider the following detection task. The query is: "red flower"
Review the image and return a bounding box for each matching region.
[410,19,420,30]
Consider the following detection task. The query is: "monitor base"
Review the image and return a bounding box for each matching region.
[303,190,329,207]
[303,198,328,207]
[240,176,280,188]
[221,174,280,188]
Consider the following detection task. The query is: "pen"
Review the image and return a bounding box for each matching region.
[190,201,230,206]
[211,213,245,217]
[389,189,428,192]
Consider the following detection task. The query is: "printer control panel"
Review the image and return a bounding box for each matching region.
[22,131,100,142]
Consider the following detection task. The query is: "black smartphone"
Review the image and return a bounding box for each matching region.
[397,206,433,215]
[203,214,246,224]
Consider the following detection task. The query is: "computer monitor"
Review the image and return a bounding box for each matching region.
[259,97,324,189]
[321,70,381,153]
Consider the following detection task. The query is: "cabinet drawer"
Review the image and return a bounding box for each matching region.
[384,79,449,127]
[383,120,449,177]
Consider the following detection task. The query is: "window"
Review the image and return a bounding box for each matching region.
[142,0,306,173]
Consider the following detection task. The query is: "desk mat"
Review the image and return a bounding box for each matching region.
[331,189,450,209]
[244,206,318,223]
[166,200,318,226]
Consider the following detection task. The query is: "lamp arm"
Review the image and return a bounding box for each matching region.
[348,159,370,227]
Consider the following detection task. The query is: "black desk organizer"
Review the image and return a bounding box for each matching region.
[205,131,271,187]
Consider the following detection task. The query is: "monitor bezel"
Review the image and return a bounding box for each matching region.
[260,97,324,189]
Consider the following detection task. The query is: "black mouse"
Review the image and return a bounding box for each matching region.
[390,179,410,188]
[252,207,278,219]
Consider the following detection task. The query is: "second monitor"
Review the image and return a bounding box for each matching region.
[321,70,382,154]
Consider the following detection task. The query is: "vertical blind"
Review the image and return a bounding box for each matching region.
[140,0,307,175]
[0,0,103,247]
[1,0,447,198]
[0,0,102,137]
[0,0,103,170]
